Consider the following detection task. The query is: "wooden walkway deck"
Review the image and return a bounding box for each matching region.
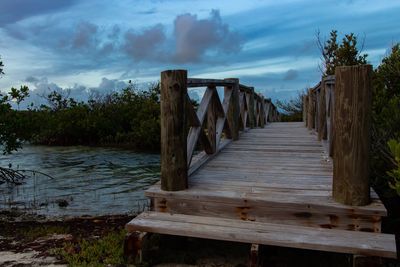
[146,122,386,232]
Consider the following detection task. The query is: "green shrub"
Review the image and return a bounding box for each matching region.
[57,230,127,266]
[387,139,400,196]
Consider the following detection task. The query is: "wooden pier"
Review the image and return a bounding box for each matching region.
[126,66,398,264]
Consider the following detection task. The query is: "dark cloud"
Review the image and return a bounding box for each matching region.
[123,24,166,61]
[283,69,298,81]
[0,0,77,26]
[25,76,39,83]
[72,22,98,49]
[173,10,243,63]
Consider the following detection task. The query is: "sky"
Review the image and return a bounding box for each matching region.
[0,0,399,105]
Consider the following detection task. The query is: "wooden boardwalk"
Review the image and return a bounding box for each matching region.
[146,122,386,232]
[127,69,398,262]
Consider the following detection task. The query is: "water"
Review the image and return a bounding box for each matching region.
[0,145,160,217]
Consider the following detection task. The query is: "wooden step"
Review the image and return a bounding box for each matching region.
[146,185,385,232]
[126,211,397,259]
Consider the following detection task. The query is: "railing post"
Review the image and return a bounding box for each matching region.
[260,96,266,128]
[332,65,372,206]
[160,70,188,191]
[265,99,271,123]
[207,86,217,153]
[224,78,240,140]
[303,94,308,126]
[248,87,255,128]
[318,80,327,141]
[307,88,314,130]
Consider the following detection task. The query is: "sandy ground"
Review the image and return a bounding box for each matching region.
[0,250,66,266]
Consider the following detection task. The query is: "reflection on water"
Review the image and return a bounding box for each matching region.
[0,145,160,217]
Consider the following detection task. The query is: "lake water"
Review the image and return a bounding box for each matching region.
[0,145,160,217]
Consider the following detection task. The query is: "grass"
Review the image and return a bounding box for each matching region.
[17,225,69,242]
[55,229,127,266]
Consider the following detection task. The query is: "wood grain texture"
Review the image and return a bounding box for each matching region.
[224,78,240,140]
[207,86,217,154]
[127,212,397,258]
[318,82,327,141]
[333,65,372,206]
[247,88,255,128]
[307,89,315,130]
[303,94,308,126]
[160,70,188,191]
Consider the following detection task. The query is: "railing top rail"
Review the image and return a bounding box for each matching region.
[187,78,235,88]
[187,77,273,105]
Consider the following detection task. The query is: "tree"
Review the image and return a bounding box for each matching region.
[9,85,29,110]
[371,44,400,197]
[275,91,304,122]
[317,30,368,76]
[0,57,29,154]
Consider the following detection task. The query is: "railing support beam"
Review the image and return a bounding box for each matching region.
[224,78,240,140]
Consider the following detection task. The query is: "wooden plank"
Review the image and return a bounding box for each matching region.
[187,78,235,87]
[225,78,240,140]
[126,212,397,258]
[186,93,200,127]
[145,186,387,216]
[207,87,217,154]
[152,197,382,233]
[188,139,232,176]
[187,87,214,165]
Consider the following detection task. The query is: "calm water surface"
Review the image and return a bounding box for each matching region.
[0,145,160,217]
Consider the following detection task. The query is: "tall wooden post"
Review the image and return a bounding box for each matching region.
[333,65,372,206]
[307,89,314,130]
[207,87,217,153]
[265,99,271,123]
[248,87,255,128]
[224,78,240,140]
[318,81,327,141]
[259,96,266,127]
[160,70,188,191]
[303,94,308,126]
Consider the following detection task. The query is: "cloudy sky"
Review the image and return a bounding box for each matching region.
[0,0,399,104]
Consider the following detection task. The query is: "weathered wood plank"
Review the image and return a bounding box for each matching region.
[127,212,396,258]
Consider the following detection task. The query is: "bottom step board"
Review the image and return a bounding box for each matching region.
[126,211,397,259]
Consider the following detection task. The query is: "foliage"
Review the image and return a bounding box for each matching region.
[276,91,304,122]
[0,56,4,76]
[387,139,400,195]
[371,44,400,196]
[9,85,29,110]
[57,230,127,266]
[1,82,161,152]
[0,88,31,154]
[317,30,368,76]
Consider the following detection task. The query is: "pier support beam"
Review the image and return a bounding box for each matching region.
[333,65,372,206]
[160,70,188,191]
[224,78,240,140]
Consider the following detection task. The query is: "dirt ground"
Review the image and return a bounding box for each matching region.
[0,209,133,266]
[0,209,399,267]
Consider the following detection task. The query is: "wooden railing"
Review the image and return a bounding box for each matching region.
[160,70,279,191]
[303,65,373,206]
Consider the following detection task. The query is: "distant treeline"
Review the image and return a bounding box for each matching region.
[2,83,161,152]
